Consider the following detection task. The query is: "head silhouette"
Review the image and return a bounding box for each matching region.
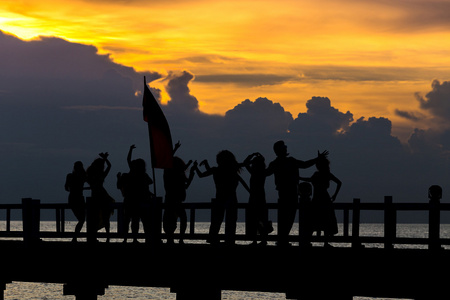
[73,161,85,173]
[216,150,239,172]
[299,182,312,199]
[316,156,330,173]
[173,156,186,171]
[273,140,288,157]
[133,158,146,174]
[428,185,442,201]
[251,154,266,171]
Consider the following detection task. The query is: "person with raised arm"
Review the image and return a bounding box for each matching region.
[86,152,114,242]
[193,150,249,245]
[265,140,328,246]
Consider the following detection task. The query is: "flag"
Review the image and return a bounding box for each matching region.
[143,77,173,169]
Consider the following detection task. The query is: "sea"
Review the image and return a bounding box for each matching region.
[1,221,447,300]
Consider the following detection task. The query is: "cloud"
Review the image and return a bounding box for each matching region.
[395,109,425,122]
[221,97,293,151]
[289,97,353,137]
[165,71,200,113]
[416,80,450,122]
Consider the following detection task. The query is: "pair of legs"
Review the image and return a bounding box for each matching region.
[123,207,141,243]
[70,202,85,242]
[208,199,238,245]
[163,205,187,244]
[247,203,271,245]
[277,189,298,246]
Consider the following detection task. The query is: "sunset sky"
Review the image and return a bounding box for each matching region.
[2,0,450,140]
[1,0,450,209]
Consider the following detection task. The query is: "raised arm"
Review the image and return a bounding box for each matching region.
[243,153,258,173]
[184,160,193,171]
[173,140,181,155]
[99,152,111,178]
[194,160,213,178]
[127,145,136,168]
[296,150,329,169]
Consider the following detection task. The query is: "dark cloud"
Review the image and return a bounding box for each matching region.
[416,80,450,121]
[395,109,425,122]
[165,71,200,113]
[289,97,353,137]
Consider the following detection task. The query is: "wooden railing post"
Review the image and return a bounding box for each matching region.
[351,198,361,248]
[61,208,65,233]
[384,196,396,249]
[6,208,11,232]
[56,208,61,233]
[343,208,349,237]
[22,198,40,244]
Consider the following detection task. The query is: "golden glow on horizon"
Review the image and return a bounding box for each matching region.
[1,0,450,140]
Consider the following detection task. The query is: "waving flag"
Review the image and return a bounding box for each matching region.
[143,77,173,169]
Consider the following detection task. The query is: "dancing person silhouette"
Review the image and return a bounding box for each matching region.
[243,152,273,246]
[117,145,154,243]
[65,161,88,242]
[300,156,341,247]
[163,155,195,245]
[193,150,250,245]
[265,140,328,246]
[86,152,115,242]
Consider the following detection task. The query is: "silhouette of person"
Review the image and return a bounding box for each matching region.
[243,152,273,246]
[163,154,195,245]
[193,150,250,245]
[117,145,154,243]
[300,156,341,247]
[86,152,115,242]
[65,161,88,242]
[265,140,328,246]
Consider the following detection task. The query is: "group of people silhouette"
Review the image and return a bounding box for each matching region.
[64,140,341,246]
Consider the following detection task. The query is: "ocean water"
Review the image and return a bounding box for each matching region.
[1,221,446,300]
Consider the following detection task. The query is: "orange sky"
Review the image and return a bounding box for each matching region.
[2,0,450,141]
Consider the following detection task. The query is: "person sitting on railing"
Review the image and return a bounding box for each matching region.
[300,156,341,247]
[65,161,89,242]
[265,140,328,247]
[243,152,273,246]
[193,150,250,245]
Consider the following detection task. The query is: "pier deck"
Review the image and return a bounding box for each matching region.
[0,195,449,299]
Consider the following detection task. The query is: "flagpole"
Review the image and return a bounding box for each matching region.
[144,76,158,196]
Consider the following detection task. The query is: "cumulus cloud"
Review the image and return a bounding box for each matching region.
[165,71,200,113]
[416,80,450,122]
[289,97,353,137]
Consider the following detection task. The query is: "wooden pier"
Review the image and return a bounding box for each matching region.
[0,194,449,299]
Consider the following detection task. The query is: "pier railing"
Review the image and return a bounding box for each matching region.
[0,196,448,249]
